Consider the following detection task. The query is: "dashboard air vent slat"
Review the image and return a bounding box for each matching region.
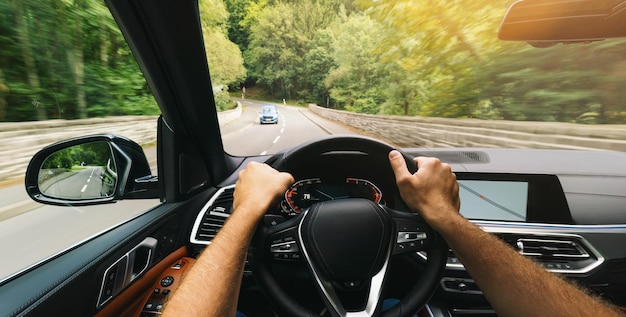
[191,186,235,244]
[516,238,590,259]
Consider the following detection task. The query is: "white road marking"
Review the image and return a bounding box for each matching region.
[260,151,267,155]
[273,136,280,144]
[81,185,88,193]
[280,128,284,133]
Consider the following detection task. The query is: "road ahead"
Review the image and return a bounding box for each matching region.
[222,100,356,156]
[0,100,359,282]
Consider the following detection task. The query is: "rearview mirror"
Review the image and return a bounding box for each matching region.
[498,0,626,47]
[25,135,158,206]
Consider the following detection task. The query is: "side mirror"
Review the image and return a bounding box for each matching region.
[25,134,158,206]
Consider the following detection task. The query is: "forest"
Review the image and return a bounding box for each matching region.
[2,0,626,123]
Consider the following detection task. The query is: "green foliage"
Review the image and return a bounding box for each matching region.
[231,0,626,124]
[42,141,111,169]
[203,30,247,87]
[0,0,160,121]
[5,0,626,124]
[245,0,345,100]
[224,0,255,52]
[214,88,236,111]
[1,0,246,122]
[199,0,247,87]
[325,13,386,113]
[198,0,230,33]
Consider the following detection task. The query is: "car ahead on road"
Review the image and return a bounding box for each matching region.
[2,0,626,317]
[259,105,278,124]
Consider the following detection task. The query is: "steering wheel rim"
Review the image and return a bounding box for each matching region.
[251,135,448,317]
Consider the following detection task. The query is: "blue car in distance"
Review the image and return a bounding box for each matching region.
[259,105,278,124]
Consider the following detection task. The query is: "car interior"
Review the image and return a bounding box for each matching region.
[1,0,626,316]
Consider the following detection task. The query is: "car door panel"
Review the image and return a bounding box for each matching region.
[94,246,189,317]
[0,187,216,317]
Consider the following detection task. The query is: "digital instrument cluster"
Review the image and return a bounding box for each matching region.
[280,177,383,216]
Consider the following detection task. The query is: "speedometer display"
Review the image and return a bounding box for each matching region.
[281,178,383,216]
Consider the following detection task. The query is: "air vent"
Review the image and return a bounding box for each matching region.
[420,231,604,275]
[516,238,590,259]
[508,236,603,274]
[190,185,235,245]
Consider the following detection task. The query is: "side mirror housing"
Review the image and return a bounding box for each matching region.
[25,134,158,206]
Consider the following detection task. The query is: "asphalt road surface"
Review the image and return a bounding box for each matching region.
[0,101,359,282]
[222,100,356,156]
[42,167,109,199]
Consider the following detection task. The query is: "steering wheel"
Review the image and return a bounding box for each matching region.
[251,135,448,317]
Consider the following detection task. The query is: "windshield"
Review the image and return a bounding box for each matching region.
[262,106,276,114]
[205,0,626,156]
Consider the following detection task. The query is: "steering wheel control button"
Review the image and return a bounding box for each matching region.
[264,215,287,226]
[441,277,483,294]
[342,280,363,289]
[397,231,427,243]
[160,276,174,287]
[270,241,301,261]
[393,219,433,254]
[269,228,302,262]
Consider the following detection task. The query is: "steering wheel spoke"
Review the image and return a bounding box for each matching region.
[300,248,390,317]
[388,210,435,255]
[295,199,394,317]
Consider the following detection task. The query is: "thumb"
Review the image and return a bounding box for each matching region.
[388,150,412,181]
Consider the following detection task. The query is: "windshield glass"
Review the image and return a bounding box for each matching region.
[206,0,626,156]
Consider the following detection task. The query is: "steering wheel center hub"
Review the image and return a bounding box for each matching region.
[299,199,393,283]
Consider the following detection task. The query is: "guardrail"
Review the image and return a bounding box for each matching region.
[308,104,626,151]
[4,102,625,183]
[0,102,242,183]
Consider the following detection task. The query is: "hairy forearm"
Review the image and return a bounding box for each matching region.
[438,213,623,317]
[162,209,260,317]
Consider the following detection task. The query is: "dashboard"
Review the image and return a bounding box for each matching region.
[278,172,572,224]
[189,147,626,316]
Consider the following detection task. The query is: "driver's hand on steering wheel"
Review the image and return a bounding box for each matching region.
[388,150,461,232]
[234,162,294,220]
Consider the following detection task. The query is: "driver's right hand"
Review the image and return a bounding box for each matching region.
[388,150,461,232]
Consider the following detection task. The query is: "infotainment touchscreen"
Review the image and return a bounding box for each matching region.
[458,180,528,221]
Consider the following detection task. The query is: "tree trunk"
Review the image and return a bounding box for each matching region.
[0,69,8,120]
[110,31,119,67]
[14,0,46,120]
[67,10,87,119]
[100,23,109,66]
[67,47,86,119]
